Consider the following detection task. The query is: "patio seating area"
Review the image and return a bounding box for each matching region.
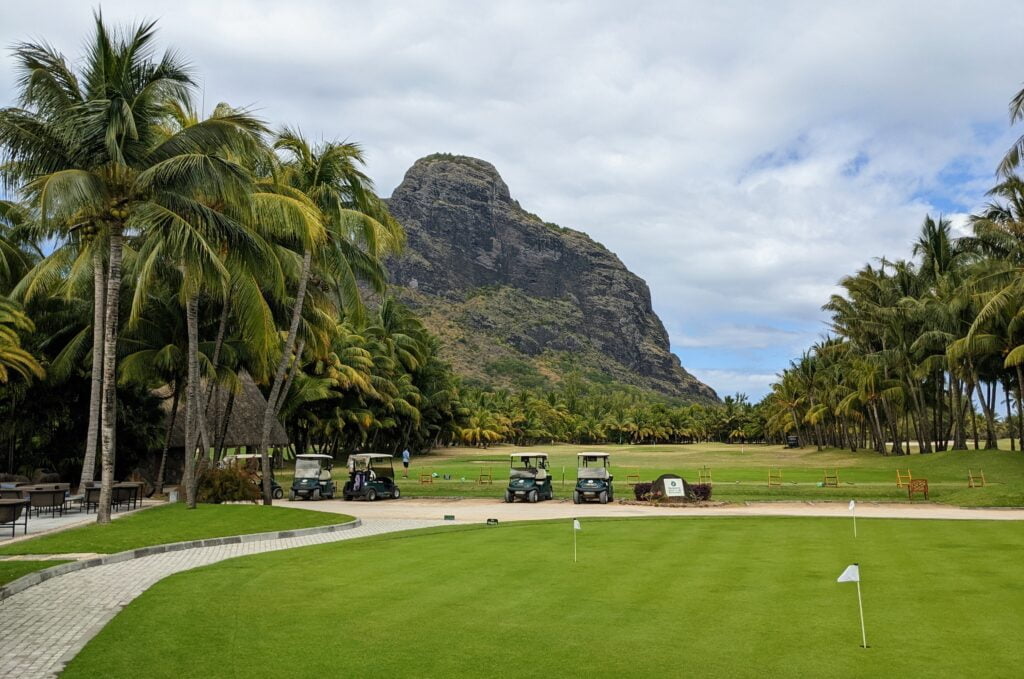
[0,482,150,543]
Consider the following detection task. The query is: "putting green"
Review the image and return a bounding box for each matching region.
[64,517,1022,678]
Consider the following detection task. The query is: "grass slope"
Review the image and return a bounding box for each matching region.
[0,504,352,555]
[65,517,1022,678]
[0,560,69,586]
[277,443,1024,505]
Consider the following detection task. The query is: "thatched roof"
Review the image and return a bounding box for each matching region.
[160,370,290,449]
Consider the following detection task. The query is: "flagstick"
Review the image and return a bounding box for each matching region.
[853,508,857,538]
[855,576,867,648]
[572,518,577,563]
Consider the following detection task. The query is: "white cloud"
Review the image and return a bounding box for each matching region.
[3,0,1022,399]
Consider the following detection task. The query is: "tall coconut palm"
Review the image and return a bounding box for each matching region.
[254,132,401,504]
[1,16,277,521]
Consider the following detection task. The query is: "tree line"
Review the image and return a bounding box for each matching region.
[761,82,1024,454]
[0,15,466,518]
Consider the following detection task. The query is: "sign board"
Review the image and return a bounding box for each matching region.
[664,477,686,497]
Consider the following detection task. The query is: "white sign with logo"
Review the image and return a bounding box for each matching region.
[664,477,686,497]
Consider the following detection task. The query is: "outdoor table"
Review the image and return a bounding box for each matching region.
[0,498,30,537]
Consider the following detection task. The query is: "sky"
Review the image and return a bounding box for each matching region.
[3,1,1024,399]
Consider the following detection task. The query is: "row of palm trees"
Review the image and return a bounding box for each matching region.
[450,384,760,446]
[0,16,464,520]
[761,82,1024,454]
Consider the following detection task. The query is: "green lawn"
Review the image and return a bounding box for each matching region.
[275,442,1024,505]
[0,504,353,555]
[0,560,69,586]
[65,517,1022,678]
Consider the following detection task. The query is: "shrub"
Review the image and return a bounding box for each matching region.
[690,483,713,502]
[633,482,652,500]
[197,467,260,504]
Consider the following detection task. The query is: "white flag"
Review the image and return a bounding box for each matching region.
[837,564,860,583]
[849,500,856,511]
[573,519,581,531]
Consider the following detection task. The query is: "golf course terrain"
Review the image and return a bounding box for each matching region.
[275,442,1024,506]
[63,516,1023,678]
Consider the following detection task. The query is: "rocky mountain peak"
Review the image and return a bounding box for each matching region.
[385,154,718,402]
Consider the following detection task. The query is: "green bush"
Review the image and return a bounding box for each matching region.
[197,467,260,504]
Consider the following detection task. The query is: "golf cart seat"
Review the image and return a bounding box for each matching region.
[319,468,331,482]
[578,467,610,480]
[535,468,548,480]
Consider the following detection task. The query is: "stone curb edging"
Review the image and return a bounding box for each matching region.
[0,517,361,601]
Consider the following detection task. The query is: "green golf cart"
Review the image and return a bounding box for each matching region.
[342,453,401,501]
[573,452,613,504]
[290,454,336,501]
[223,453,284,499]
[505,453,553,503]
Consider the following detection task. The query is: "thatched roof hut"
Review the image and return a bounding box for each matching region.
[160,370,289,449]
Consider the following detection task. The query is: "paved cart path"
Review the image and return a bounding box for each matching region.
[0,518,444,678]
[285,497,1024,522]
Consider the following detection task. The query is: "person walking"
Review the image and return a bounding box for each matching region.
[401,448,411,478]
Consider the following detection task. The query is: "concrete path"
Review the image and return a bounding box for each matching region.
[288,497,1024,522]
[0,518,444,678]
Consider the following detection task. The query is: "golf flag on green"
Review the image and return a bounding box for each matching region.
[837,564,859,582]
[572,518,580,562]
[849,499,857,537]
[574,519,581,530]
[837,564,867,648]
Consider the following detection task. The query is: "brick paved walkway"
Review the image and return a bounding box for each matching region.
[0,518,445,678]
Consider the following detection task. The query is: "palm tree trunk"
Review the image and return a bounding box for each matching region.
[215,388,236,458]
[183,294,201,509]
[1004,381,1015,451]
[1016,365,1024,452]
[273,339,305,416]
[80,245,105,492]
[96,225,124,525]
[155,379,181,495]
[259,248,312,504]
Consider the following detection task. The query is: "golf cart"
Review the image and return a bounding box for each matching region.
[290,454,336,501]
[505,453,553,503]
[343,453,401,501]
[574,452,613,504]
[222,453,284,499]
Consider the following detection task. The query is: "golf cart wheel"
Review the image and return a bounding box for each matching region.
[572,491,581,504]
[528,489,538,503]
[313,488,321,501]
[504,490,514,503]
[599,490,608,504]
[366,488,378,502]
[343,494,352,501]
[393,486,401,499]
[273,487,284,500]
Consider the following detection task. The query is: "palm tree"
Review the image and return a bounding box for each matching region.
[1,16,284,521]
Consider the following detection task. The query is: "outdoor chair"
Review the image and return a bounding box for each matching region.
[26,488,66,518]
[0,498,29,537]
[82,486,101,513]
[111,483,142,511]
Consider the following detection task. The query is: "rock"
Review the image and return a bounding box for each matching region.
[386,154,718,401]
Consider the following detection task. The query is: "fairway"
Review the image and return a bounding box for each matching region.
[276,443,1024,506]
[65,517,1023,678]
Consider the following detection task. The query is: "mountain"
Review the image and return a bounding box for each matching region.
[384,154,718,402]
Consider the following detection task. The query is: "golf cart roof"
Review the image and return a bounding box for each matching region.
[350,453,394,461]
[577,452,610,459]
[296,454,333,460]
[510,453,548,459]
